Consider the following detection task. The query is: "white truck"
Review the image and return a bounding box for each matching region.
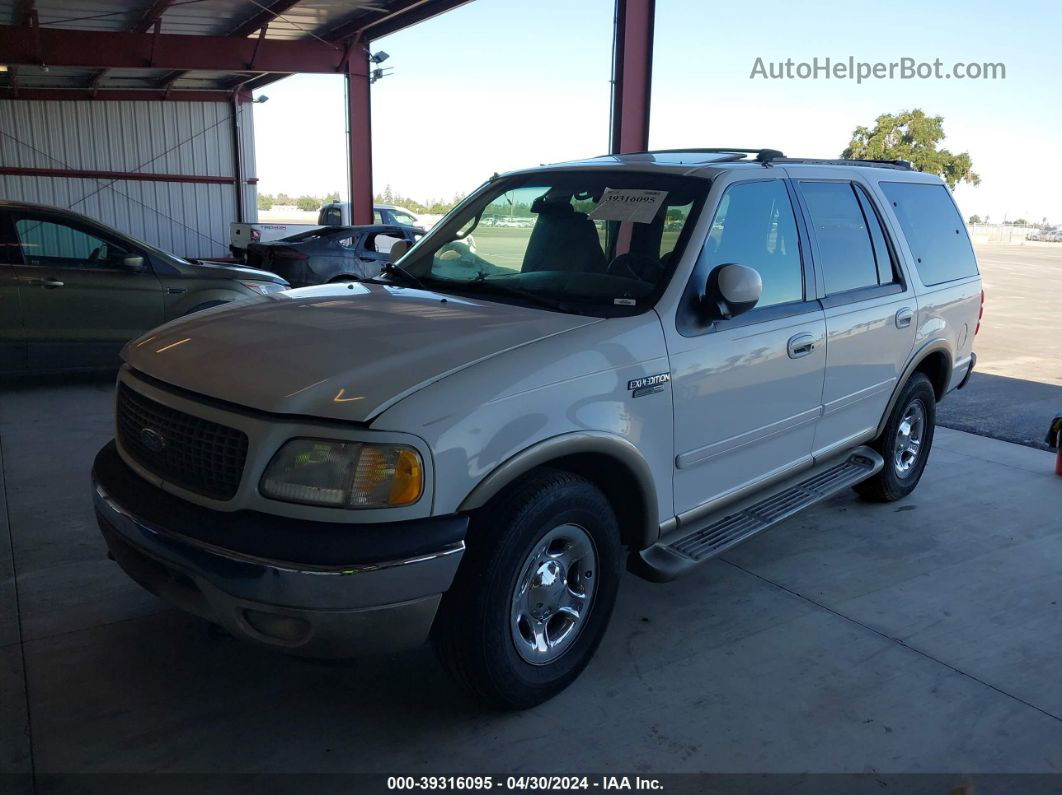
[229,202,423,256]
[93,148,982,709]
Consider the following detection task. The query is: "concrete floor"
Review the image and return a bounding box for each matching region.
[2,377,1062,784]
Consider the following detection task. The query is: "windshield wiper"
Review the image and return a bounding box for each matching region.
[457,279,574,313]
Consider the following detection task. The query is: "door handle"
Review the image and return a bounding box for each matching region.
[41,278,65,289]
[787,333,817,359]
[895,307,914,329]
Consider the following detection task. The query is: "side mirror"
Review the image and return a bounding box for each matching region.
[122,255,145,272]
[704,263,762,320]
[388,239,411,263]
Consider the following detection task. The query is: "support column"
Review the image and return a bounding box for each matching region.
[231,95,245,223]
[609,0,655,154]
[346,49,374,225]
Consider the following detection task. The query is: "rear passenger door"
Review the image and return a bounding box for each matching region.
[791,177,917,458]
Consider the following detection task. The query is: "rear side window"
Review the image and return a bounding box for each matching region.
[880,182,978,285]
[798,182,879,295]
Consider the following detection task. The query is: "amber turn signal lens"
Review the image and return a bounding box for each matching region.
[388,448,423,506]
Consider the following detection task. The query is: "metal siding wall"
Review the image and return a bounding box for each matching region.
[0,99,252,258]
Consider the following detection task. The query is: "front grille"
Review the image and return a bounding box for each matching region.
[116,383,248,500]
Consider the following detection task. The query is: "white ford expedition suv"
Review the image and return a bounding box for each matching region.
[93,148,982,708]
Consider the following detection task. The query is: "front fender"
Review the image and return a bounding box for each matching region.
[458,431,660,548]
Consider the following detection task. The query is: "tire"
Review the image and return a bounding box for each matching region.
[854,372,936,502]
[431,468,622,709]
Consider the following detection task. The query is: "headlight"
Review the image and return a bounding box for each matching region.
[241,280,288,295]
[260,438,423,508]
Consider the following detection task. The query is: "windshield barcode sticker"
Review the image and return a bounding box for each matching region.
[589,188,668,223]
[614,298,637,306]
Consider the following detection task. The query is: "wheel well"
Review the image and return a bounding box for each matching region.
[913,350,950,400]
[536,453,648,550]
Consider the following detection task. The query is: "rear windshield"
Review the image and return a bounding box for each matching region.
[397,171,709,316]
[280,227,356,243]
[879,182,978,286]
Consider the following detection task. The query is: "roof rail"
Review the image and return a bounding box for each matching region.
[597,149,914,171]
[631,147,786,163]
[759,155,915,171]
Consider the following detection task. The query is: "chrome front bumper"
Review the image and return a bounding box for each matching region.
[93,443,466,658]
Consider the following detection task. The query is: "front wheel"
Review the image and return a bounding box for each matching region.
[855,372,936,502]
[432,469,622,709]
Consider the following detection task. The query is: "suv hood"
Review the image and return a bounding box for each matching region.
[123,282,600,422]
[184,259,286,284]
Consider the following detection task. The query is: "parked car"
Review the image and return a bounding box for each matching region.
[0,201,287,373]
[319,200,424,231]
[229,203,425,256]
[244,224,423,287]
[92,149,981,709]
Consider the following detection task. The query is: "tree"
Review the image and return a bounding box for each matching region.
[842,109,979,189]
[1011,218,1028,227]
[968,214,982,225]
[257,193,274,211]
[295,195,319,212]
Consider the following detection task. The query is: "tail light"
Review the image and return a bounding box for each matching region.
[250,228,261,242]
[273,247,308,260]
[975,289,984,335]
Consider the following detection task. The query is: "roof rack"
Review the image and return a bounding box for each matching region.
[759,154,914,170]
[604,148,915,171]
[632,147,786,163]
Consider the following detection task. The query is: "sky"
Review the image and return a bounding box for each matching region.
[253,0,1062,223]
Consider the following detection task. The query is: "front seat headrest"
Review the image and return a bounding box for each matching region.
[530,196,575,215]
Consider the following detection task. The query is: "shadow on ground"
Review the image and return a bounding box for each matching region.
[938,372,1061,451]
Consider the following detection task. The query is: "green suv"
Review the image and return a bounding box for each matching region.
[0,201,288,373]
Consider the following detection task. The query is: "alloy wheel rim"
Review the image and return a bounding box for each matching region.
[894,399,926,478]
[510,523,598,666]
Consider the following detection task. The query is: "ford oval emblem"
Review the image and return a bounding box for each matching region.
[140,427,167,453]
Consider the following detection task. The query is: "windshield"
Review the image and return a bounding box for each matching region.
[398,171,708,315]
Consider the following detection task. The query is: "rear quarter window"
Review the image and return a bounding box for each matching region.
[879,182,978,286]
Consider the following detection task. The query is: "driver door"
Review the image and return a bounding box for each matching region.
[10,212,164,370]
[666,177,827,516]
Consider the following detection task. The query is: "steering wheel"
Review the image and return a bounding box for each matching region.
[607,252,663,284]
[87,246,103,263]
[436,241,476,265]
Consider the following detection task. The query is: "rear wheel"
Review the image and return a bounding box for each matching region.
[432,469,621,709]
[855,372,936,502]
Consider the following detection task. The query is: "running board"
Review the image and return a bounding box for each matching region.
[633,447,884,583]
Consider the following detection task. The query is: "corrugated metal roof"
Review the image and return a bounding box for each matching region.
[0,0,467,94]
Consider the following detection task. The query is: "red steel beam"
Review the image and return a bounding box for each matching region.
[346,50,373,225]
[0,25,349,73]
[156,0,303,87]
[610,0,655,154]
[0,165,240,184]
[0,87,253,102]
